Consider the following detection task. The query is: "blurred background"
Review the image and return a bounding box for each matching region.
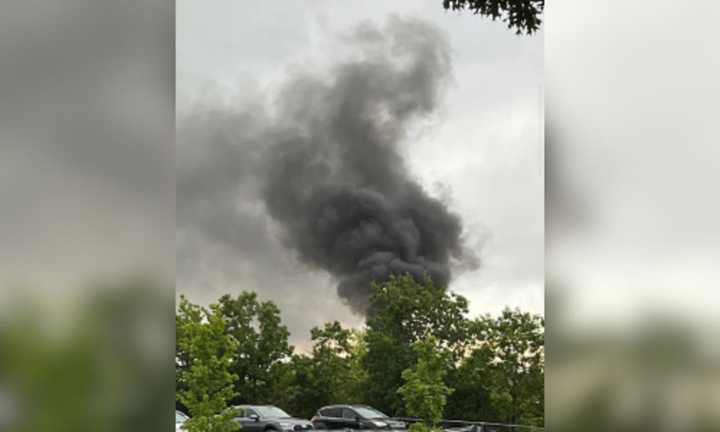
[0,1,174,431]
[546,0,720,431]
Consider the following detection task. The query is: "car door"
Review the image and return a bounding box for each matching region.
[238,408,263,432]
[321,408,343,430]
[342,408,361,429]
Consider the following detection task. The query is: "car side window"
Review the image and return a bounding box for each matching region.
[246,408,258,418]
[342,409,357,420]
[323,408,341,418]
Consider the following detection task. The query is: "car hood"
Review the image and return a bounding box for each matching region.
[385,419,407,429]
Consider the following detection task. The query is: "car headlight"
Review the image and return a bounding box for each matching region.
[371,421,387,428]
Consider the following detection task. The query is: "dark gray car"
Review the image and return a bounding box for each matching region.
[234,405,314,432]
[311,405,406,430]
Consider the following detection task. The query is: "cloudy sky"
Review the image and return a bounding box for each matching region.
[176,0,543,347]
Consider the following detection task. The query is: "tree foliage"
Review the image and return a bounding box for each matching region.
[364,274,469,415]
[176,282,544,427]
[485,309,544,425]
[398,337,454,429]
[282,322,368,419]
[442,0,544,35]
[176,296,239,432]
[1,279,173,432]
[217,292,293,404]
[454,309,544,426]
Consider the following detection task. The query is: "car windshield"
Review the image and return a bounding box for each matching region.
[176,411,189,423]
[354,407,388,419]
[255,406,292,419]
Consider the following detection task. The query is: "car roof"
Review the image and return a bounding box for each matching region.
[320,404,373,410]
[236,405,280,409]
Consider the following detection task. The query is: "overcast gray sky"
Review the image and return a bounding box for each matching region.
[546,0,720,331]
[176,0,543,347]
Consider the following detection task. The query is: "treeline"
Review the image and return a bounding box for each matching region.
[176,274,544,429]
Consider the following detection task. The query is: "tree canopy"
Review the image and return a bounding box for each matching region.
[398,336,454,431]
[364,274,470,415]
[176,296,239,432]
[176,276,544,427]
[217,292,293,405]
[446,309,544,425]
[442,0,544,35]
[280,322,368,419]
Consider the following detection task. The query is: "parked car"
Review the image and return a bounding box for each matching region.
[311,405,406,430]
[175,410,189,432]
[234,405,314,432]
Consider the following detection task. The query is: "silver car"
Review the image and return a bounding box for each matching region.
[176,410,189,432]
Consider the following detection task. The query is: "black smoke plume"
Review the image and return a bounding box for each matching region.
[260,17,478,313]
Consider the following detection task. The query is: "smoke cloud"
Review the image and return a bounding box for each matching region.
[178,17,479,314]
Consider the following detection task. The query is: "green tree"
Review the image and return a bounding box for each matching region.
[0,278,173,432]
[309,322,366,404]
[346,329,369,401]
[470,308,544,426]
[442,0,544,35]
[398,337,454,432]
[445,343,497,422]
[217,292,293,404]
[364,274,469,415]
[285,322,368,418]
[176,296,239,432]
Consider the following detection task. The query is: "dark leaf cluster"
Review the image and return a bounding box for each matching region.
[442,0,544,34]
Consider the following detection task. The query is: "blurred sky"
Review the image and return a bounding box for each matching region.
[176,0,543,346]
[546,0,720,331]
[0,0,174,308]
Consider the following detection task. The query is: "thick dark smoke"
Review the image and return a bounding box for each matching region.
[177,17,479,316]
[259,17,478,313]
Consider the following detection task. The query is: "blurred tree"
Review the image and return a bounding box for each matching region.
[0,277,173,432]
[218,292,293,404]
[0,311,113,432]
[86,280,175,431]
[442,0,544,34]
[363,274,469,415]
[398,336,454,431]
[176,296,239,432]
